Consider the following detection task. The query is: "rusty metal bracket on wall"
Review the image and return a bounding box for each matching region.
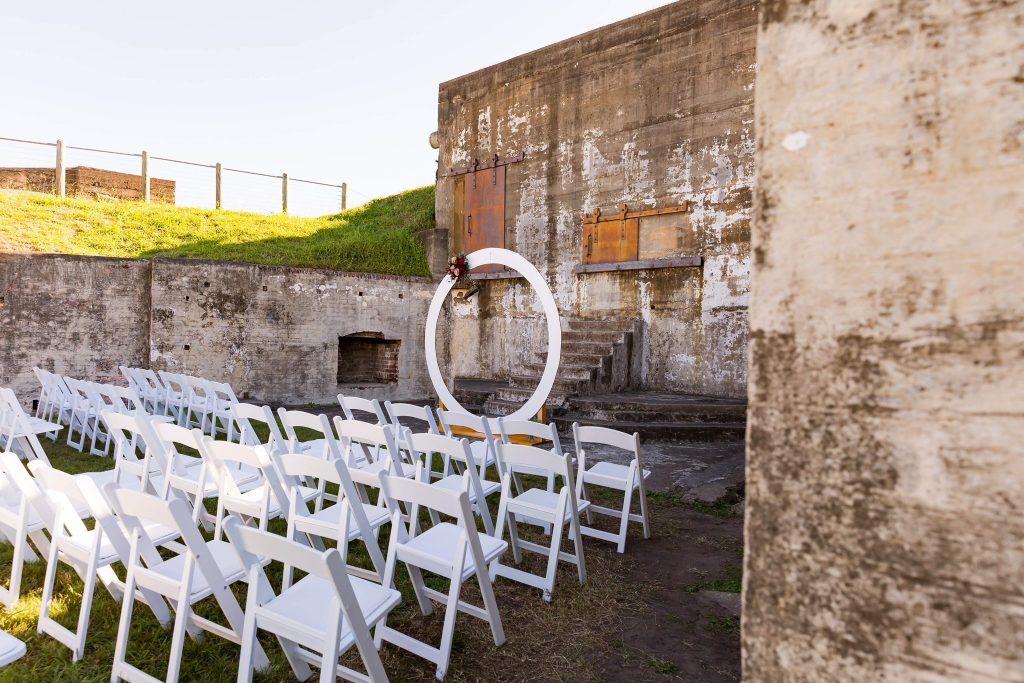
[442,152,525,178]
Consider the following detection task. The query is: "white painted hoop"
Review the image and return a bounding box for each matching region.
[425,248,561,421]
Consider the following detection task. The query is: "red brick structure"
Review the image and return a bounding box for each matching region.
[0,166,175,204]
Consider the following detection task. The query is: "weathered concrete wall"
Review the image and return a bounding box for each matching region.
[744,1,1024,681]
[0,254,151,401]
[0,254,435,407]
[149,259,435,404]
[436,0,757,397]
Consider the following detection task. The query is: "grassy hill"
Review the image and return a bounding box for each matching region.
[0,185,435,277]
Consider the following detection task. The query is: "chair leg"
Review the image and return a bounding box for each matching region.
[111,563,139,683]
[638,481,652,539]
[319,613,342,683]
[436,572,464,680]
[617,485,635,554]
[542,517,566,603]
[72,555,101,661]
[476,570,505,647]
[405,564,435,616]
[165,602,192,683]
[570,509,588,584]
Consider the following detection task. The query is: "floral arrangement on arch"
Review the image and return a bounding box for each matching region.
[447,254,470,285]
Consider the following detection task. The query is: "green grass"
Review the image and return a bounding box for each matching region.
[0,185,435,276]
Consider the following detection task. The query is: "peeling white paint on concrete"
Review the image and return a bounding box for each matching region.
[621,140,656,206]
[782,131,810,151]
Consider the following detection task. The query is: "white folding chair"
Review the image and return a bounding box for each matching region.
[404,431,497,535]
[0,454,51,609]
[157,371,189,425]
[383,401,440,473]
[180,376,214,433]
[435,409,500,479]
[80,381,118,456]
[105,486,270,683]
[25,459,177,661]
[491,443,588,602]
[231,402,287,455]
[496,417,566,533]
[199,438,291,541]
[0,387,61,462]
[32,367,68,429]
[333,418,415,480]
[338,394,387,426]
[225,516,399,683]
[207,380,239,440]
[61,377,97,453]
[572,423,651,553]
[277,453,388,583]
[278,407,333,458]
[101,411,168,495]
[375,469,507,680]
[150,422,226,528]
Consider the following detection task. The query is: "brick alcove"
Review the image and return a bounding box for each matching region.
[337,332,400,384]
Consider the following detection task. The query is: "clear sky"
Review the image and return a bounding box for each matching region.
[1,1,670,213]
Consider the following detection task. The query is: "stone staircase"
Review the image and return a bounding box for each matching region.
[479,318,641,417]
[554,392,747,442]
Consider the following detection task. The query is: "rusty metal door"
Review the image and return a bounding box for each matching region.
[463,165,505,273]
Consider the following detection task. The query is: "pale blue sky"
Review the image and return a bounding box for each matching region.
[1,1,669,213]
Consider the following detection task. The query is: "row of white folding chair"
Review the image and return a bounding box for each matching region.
[120,366,239,439]
[32,367,74,432]
[0,386,59,462]
[120,366,166,415]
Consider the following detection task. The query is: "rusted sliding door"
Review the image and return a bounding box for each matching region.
[463,165,505,273]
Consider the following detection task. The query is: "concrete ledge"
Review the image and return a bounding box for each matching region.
[572,256,703,274]
[468,270,523,281]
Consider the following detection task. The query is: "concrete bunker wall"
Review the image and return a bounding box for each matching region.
[435,0,757,398]
[0,254,435,407]
[744,1,1024,680]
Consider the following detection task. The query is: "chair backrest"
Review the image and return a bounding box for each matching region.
[157,371,185,394]
[276,453,362,524]
[406,431,490,500]
[199,438,287,513]
[101,410,167,487]
[496,418,563,453]
[151,421,206,479]
[337,395,387,425]
[230,403,286,451]
[332,417,402,477]
[209,380,238,406]
[435,409,499,470]
[497,442,572,481]
[572,423,642,467]
[384,401,439,435]
[277,408,330,448]
[101,384,145,415]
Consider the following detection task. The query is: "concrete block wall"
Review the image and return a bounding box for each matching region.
[0,254,151,400]
[436,0,757,398]
[150,259,434,404]
[744,1,1024,680]
[0,254,436,408]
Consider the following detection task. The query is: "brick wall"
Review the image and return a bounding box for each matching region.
[0,166,175,203]
[337,333,402,385]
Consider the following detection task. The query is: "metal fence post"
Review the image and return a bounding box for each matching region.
[281,173,288,214]
[55,139,66,197]
[141,150,151,202]
[215,162,222,209]
[341,182,347,211]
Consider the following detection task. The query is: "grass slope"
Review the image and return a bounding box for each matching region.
[0,185,435,277]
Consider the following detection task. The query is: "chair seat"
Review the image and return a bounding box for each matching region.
[508,488,592,522]
[583,461,651,490]
[261,573,400,644]
[66,519,177,564]
[298,502,390,541]
[23,416,62,435]
[432,475,500,501]
[294,439,329,457]
[400,522,507,580]
[147,540,245,599]
[0,629,26,667]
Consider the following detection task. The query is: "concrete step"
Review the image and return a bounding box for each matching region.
[492,385,573,407]
[561,330,625,344]
[533,351,608,367]
[564,319,635,334]
[552,341,617,356]
[553,415,746,442]
[509,374,585,395]
[523,362,596,382]
[567,394,747,424]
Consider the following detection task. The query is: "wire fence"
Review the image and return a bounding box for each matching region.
[0,135,350,217]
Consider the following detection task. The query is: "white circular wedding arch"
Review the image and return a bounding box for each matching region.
[425,248,561,421]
